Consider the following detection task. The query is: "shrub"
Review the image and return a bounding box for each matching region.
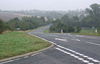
[97,27,100,34]
[75,26,81,33]
[50,22,75,33]
[0,19,5,34]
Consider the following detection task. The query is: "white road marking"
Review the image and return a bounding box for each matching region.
[76,39,80,41]
[23,56,29,58]
[56,48,93,64]
[75,35,96,39]
[67,33,73,36]
[31,52,41,56]
[31,54,35,56]
[88,63,94,64]
[0,60,14,64]
[29,33,100,64]
[0,53,42,64]
[75,35,85,37]
[14,58,21,60]
[87,41,100,46]
[71,39,81,41]
[71,38,100,46]
[55,37,81,42]
[29,33,56,45]
[55,38,68,42]
[57,45,100,63]
[48,35,58,37]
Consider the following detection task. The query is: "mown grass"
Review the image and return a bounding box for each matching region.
[76,29,100,36]
[0,32,51,59]
[44,29,50,33]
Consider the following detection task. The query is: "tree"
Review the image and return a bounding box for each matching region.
[85,3,100,28]
[74,26,81,33]
[0,19,5,34]
[97,27,100,34]
[50,19,75,33]
[7,16,50,31]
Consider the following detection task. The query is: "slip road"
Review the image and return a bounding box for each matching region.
[0,26,100,64]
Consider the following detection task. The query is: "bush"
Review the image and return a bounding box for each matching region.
[7,17,49,31]
[66,26,75,33]
[75,26,81,33]
[0,19,5,34]
[50,22,75,33]
[97,27,100,34]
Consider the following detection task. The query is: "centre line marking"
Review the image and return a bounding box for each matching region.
[71,39,80,41]
[55,38,68,42]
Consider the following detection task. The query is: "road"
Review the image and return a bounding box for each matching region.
[0,26,100,64]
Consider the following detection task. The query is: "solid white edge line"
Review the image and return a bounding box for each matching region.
[23,56,29,58]
[0,60,14,64]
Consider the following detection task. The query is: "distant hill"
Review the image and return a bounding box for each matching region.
[0,11,31,21]
[0,10,67,21]
[17,10,66,18]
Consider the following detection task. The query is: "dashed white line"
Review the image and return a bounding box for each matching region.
[76,39,80,41]
[67,33,73,36]
[55,38,68,42]
[48,35,58,37]
[71,39,81,41]
[55,38,81,42]
[87,41,100,46]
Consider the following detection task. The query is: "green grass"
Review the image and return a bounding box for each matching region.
[44,29,50,33]
[76,29,100,36]
[0,32,51,59]
[80,29,95,33]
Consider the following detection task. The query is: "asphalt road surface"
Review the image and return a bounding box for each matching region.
[0,26,100,64]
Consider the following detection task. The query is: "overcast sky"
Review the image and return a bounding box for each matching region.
[0,0,100,11]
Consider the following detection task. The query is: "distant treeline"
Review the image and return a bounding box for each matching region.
[0,16,51,34]
[50,3,100,33]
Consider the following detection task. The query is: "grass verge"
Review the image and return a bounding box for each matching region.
[44,29,50,33]
[77,33,100,36]
[74,29,100,36]
[0,32,51,59]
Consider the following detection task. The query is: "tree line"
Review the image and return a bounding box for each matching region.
[50,3,100,33]
[0,16,51,34]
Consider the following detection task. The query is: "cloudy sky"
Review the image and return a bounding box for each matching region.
[0,0,100,11]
